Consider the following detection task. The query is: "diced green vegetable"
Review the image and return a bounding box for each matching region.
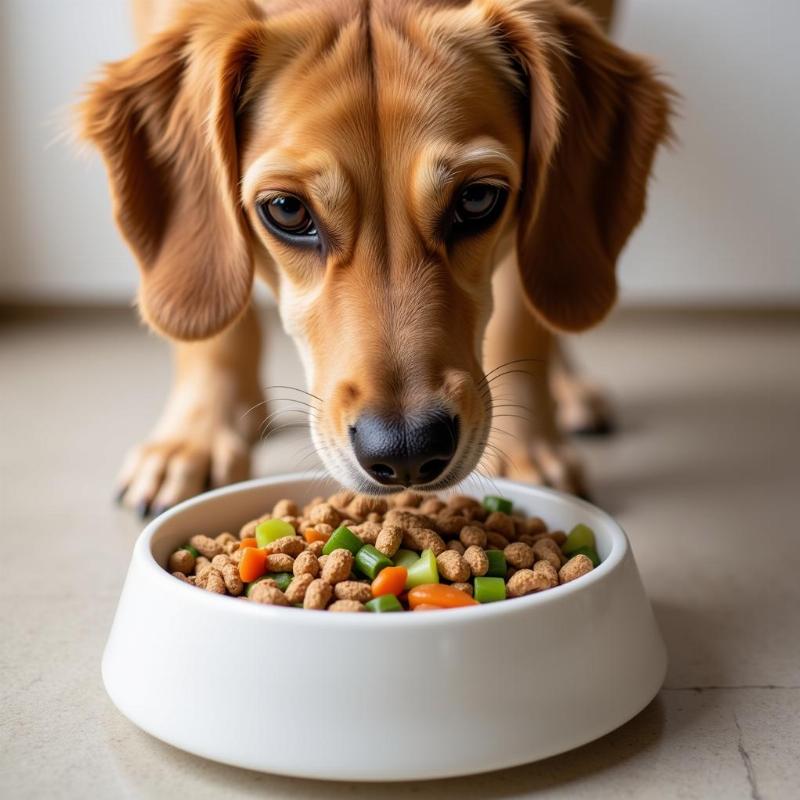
[180,544,199,558]
[322,526,363,556]
[365,594,404,613]
[264,571,293,591]
[563,523,596,555]
[405,549,438,589]
[474,576,506,603]
[483,495,512,515]
[255,518,296,548]
[485,549,507,578]
[392,549,419,569]
[569,545,600,568]
[354,544,393,579]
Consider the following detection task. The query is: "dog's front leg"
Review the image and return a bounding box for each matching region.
[118,304,264,515]
[482,252,587,497]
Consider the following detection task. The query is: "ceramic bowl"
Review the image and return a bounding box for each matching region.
[102,473,666,781]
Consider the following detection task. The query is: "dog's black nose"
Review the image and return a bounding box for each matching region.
[350,412,459,487]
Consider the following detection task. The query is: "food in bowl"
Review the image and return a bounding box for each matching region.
[166,490,600,611]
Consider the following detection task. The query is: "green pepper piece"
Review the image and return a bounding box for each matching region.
[255,518,296,549]
[483,495,513,515]
[179,544,199,558]
[405,549,439,589]
[485,549,507,578]
[264,571,293,591]
[562,523,596,555]
[474,576,506,603]
[355,544,393,579]
[569,545,600,568]
[322,526,363,556]
[365,594,403,613]
[392,549,419,569]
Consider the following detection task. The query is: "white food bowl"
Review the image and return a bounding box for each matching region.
[103,473,666,781]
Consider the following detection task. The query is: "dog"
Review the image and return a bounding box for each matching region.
[79,0,671,515]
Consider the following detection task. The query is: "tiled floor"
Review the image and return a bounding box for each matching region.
[1,307,798,799]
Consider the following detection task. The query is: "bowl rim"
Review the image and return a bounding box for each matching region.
[135,472,629,628]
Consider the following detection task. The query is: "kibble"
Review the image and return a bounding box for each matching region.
[166,491,600,611]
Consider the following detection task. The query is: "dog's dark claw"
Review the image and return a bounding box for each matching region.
[114,486,127,505]
[571,419,615,437]
[135,500,151,519]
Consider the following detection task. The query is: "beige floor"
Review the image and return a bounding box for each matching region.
[1,307,798,799]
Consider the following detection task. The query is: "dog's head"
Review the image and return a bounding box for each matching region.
[80,0,670,492]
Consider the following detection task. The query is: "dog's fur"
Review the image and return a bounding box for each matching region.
[80,0,671,512]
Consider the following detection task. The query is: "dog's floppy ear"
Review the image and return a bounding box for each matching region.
[79,2,265,340]
[488,1,672,331]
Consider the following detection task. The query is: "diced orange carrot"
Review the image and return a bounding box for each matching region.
[371,566,408,598]
[303,527,330,544]
[408,584,479,609]
[239,537,258,550]
[239,547,268,582]
[412,603,444,611]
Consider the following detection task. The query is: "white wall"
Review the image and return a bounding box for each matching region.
[0,0,798,305]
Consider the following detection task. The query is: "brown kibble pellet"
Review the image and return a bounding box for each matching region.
[303,578,333,609]
[293,550,320,577]
[222,562,243,596]
[533,538,563,570]
[504,542,534,569]
[168,549,195,574]
[308,503,341,528]
[375,526,403,557]
[327,490,356,512]
[484,512,515,539]
[333,581,373,603]
[451,582,474,596]
[436,514,470,536]
[272,499,300,518]
[239,518,260,540]
[204,568,226,594]
[402,527,446,556]
[266,553,294,573]
[348,495,388,518]
[559,554,594,584]
[526,517,547,535]
[463,545,489,577]
[367,512,383,523]
[215,531,237,547]
[321,549,354,584]
[223,540,240,555]
[447,539,465,555]
[459,525,487,548]
[507,568,551,597]
[189,534,222,559]
[250,582,289,605]
[230,548,245,565]
[446,495,483,514]
[384,509,434,530]
[352,521,381,544]
[533,559,559,588]
[266,536,306,557]
[436,550,470,582]
[486,531,510,550]
[211,553,232,570]
[548,531,567,546]
[195,557,212,577]
[308,540,325,557]
[285,573,314,604]
[171,571,190,583]
[419,497,446,515]
[392,490,424,508]
[328,599,366,612]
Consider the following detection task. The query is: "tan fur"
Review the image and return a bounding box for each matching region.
[79,0,671,508]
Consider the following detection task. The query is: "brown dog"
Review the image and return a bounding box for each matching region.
[80,0,671,514]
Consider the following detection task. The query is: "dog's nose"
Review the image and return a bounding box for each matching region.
[350,412,459,487]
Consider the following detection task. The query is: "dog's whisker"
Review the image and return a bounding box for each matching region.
[261,385,323,404]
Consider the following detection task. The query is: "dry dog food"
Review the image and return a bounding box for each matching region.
[166,491,601,612]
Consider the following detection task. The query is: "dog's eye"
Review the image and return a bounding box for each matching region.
[257,195,318,238]
[453,183,506,228]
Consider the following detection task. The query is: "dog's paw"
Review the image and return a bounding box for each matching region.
[117,427,251,517]
[482,439,588,499]
[555,379,614,437]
